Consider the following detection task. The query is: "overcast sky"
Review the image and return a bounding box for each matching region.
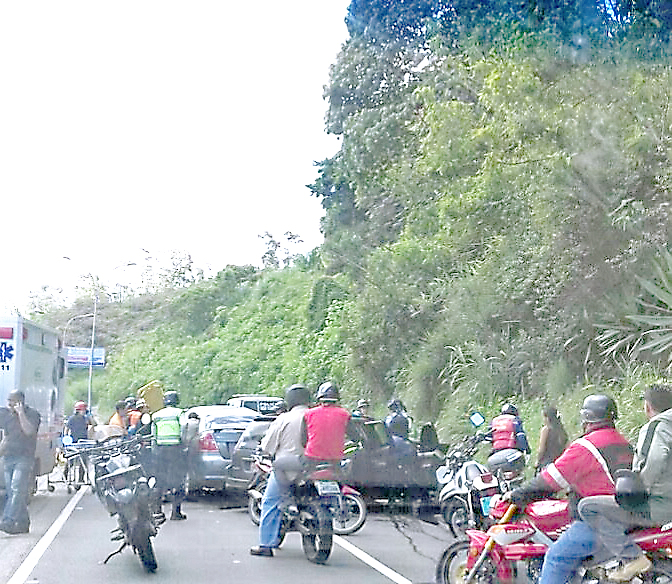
[0,1,350,313]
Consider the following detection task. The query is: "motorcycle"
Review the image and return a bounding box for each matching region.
[436,495,672,583]
[436,412,526,539]
[75,434,161,573]
[435,431,500,539]
[248,454,367,537]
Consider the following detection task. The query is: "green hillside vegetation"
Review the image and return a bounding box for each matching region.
[34,1,672,452]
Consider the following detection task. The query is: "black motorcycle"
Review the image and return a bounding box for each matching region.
[73,434,161,572]
[248,455,347,564]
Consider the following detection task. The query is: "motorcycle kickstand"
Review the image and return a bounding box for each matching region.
[103,541,128,564]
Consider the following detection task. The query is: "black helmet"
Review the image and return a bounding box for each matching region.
[501,403,518,416]
[316,382,339,403]
[285,385,310,410]
[163,391,179,407]
[580,394,617,424]
[388,398,405,413]
[614,469,648,510]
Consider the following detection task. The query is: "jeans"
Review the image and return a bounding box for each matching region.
[578,495,655,561]
[539,521,600,584]
[2,456,33,529]
[258,471,289,548]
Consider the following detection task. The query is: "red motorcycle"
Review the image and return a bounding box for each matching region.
[437,495,672,583]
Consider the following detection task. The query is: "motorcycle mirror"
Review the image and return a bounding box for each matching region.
[147,476,156,489]
[61,434,74,446]
[470,412,485,427]
[141,413,152,425]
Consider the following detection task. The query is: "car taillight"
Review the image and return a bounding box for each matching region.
[198,431,218,452]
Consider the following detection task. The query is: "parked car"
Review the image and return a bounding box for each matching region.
[182,405,258,493]
[225,415,277,491]
[226,394,284,415]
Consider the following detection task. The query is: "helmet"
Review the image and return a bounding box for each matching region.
[614,469,648,510]
[316,382,339,403]
[501,403,518,416]
[388,398,405,413]
[74,400,87,412]
[125,396,137,409]
[136,398,147,410]
[285,384,310,410]
[163,391,179,407]
[580,394,617,424]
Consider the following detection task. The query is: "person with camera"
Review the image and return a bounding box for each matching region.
[0,390,41,534]
[579,385,672,581]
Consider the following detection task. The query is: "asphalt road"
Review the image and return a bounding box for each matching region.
[1,475,453,584]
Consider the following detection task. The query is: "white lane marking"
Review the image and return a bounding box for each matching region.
[7,486,88,584]
[334,535,413,584]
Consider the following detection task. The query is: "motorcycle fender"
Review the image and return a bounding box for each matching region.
[465,529,490,548]
[464,530,514,581]
[340,484,361,496]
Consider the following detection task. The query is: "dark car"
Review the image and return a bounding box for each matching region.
[342,418,443,504]
[225,415,276,491]
[182,405,258,493]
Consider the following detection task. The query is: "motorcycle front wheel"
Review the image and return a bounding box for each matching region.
[436,540,497,584]
[333,493,367,535]
[442,498,471,540]
[301,503,333,564]
[132,523,157,573]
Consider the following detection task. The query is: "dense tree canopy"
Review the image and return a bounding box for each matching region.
[37,0,672,441]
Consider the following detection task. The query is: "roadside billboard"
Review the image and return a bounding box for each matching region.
[66,346,106,368]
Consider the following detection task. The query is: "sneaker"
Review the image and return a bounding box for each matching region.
[0,522,28,535]
[608,555,653,581]
[249,546,273,557]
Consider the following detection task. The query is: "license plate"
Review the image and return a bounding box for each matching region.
[480,495,493,515]
[315,480,341,496]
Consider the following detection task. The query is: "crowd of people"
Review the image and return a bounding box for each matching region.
[4,379,672,583]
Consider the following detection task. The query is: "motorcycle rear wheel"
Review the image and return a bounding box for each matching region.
[442,498,471,540]
[333,493,367,535]
[301,503,333,564]
[436,540,497,584]
[132,524,157,573]
[248,494,262,525]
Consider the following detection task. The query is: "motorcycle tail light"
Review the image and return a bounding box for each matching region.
[198,431,218,452]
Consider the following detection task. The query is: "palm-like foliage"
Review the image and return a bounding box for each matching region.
[597,250,672,366]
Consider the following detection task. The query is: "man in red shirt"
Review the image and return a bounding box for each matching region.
[504,394,633,584]
[302,382,351,466]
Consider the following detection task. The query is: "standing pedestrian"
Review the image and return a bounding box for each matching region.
[0,390,41,534]
[151,391,188,521]
[535,404,568,473]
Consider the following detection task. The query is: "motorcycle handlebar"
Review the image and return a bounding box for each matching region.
[64,433,150,460]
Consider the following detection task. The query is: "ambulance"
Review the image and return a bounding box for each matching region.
[0,316,67,489]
